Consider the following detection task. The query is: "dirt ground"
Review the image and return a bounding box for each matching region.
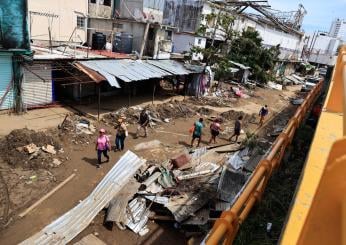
[0,85,302,245]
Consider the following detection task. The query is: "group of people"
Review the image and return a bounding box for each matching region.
[95,109,150,168]
[190,105,269,147]
[96,105,269,168]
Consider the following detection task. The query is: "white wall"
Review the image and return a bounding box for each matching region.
[233,16,304,60]
[173,33,206,60]
[28,0,88,45]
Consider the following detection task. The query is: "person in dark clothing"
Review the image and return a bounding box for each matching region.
[115,117,128,151]
[230,116,243,143]
[136,109,149,138]
[259,105,269,126]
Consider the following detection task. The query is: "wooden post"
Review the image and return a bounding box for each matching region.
[139,22,150,59]
[152,81,157,105]
[98,84,100,121]
[19,173,76,218]
[128,83,131,107]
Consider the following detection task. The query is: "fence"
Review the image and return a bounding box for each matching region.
[205,78,323,244]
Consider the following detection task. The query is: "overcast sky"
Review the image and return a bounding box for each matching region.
[267,0,345,34]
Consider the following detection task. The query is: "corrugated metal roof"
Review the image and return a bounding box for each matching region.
[79,59,172,83]
[20,151,146,245]
[147,60,191,75]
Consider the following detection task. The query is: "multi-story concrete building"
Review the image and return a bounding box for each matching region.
[329,18,346,40]
[28,0,88,46]
[307,32,340,66]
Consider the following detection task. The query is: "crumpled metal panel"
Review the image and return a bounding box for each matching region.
[79,59,171,83]
[20,151,146,245]
[147,60,191,75]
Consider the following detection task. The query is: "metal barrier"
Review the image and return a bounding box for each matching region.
[279,46,346,244]
[205,79,323,244]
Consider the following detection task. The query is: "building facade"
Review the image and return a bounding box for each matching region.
[28,0,88,46]
[329,18,346,40]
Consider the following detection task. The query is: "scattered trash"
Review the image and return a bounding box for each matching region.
[52,158,62,167]
[291,98,304,105]
[24,143,39,154]
[267,81,283,91]
[41,145,56,155]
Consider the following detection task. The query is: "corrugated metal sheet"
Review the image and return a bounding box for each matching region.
[20,151,146,245]
[0,54,13,110]
[147,60,190,75]
[23,63,53,108]
[79,59,171,84]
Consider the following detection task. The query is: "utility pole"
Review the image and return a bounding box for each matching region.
[139,22,150,59]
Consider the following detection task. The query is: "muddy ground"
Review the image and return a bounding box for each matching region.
[0,85,303,244]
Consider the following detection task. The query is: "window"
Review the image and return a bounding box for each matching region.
[197,38,202,45]
[77,16,85,29]
[100,0,111,6]
[90,0,96,3]
[165,30,172,41]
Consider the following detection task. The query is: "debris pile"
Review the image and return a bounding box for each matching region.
[103,100,214,126]
[220,110,257,126]
[188,96,236,107]
[102,145,271,236]
[0,129,64,169]
[58,115,96,144]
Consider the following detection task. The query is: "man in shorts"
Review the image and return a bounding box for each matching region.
[191,118,204,147]
[230,115,243,143]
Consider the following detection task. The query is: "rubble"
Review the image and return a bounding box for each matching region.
[0,128,63,169]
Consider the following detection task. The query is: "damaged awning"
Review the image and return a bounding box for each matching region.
[78,59,172,86]
[147,60,192,75]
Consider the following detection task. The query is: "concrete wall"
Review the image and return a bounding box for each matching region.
[117,20,146,52]
[89,1,113,19]
[28,0,88,45]
[233,16,304,60]
[173,33,206,60]
[87,18,113,46]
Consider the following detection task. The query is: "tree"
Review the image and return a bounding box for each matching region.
[228,29,280,83]
[190,11,280,83]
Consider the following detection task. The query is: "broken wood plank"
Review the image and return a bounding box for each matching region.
[19,173,76,218]
[74,234,107,245]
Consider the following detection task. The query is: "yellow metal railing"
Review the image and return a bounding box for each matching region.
[280,46,346,245]
[205,72,324,244]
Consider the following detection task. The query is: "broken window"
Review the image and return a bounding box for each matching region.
[99,0,111,6]
[77,16,85,29]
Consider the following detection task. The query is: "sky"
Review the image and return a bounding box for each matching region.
[267,0,346,34]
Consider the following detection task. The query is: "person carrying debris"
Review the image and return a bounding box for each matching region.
[190,118,204,147]
[136,109,149,138]
[209,118,222,144]
[230,116,243,143]
[115,117,128,151]
[95,128,110,168]
[259,105,269,126]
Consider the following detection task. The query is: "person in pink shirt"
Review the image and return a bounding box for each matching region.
[95,128,110,168]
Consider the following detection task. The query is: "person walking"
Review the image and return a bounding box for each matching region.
[259,105,269,126]
[115,117,128,151]
[136,109,149,138]
[209,118,222,144]
[230,116,243,143]
[95,128,110,168]
[190,118,204,147]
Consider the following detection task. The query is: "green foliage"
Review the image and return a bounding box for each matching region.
[228,29,280,83]
[242,132,258,149]
[191,11,280,83]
